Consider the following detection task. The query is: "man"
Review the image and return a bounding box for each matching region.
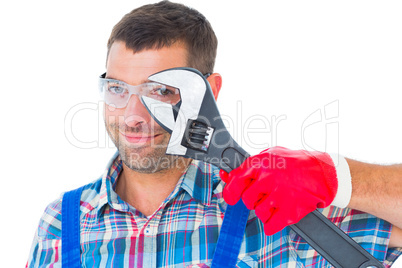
[27,1,402,267]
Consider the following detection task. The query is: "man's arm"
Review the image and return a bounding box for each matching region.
[347,159,402,247]
[27,197,62,267]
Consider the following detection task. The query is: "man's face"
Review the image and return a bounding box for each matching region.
[104,41,188,173]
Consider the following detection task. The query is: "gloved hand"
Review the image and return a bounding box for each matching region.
[220,147,341,236]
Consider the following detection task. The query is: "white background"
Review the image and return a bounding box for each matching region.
[1,0,401,267]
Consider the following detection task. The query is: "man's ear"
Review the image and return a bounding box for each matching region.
[207,73,222,101]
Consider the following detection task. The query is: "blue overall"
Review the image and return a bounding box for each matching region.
[61,186,250,268]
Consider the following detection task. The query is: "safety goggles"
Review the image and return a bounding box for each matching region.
[99,73,181,108]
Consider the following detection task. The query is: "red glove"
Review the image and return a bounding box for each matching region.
[220,146,338,236]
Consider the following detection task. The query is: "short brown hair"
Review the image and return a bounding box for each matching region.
[107,1,218,74]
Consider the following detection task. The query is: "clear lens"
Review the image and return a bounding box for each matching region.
[99,77,181,108]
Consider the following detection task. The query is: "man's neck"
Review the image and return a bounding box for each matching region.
[115,158,192,217]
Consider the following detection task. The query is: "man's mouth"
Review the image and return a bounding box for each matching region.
[119,131,162,143]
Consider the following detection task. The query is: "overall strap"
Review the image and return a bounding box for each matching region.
[211,200,250,268]
[62,186,85,268]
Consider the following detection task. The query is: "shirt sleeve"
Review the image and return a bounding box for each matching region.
[320,206,402,267]
[27,196,63,267]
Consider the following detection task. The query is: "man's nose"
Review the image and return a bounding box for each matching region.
[123,94,151,128]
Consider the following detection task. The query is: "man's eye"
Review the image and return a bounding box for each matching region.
[151,85,175,96]
[156,86,171,96]
[108,86,126,94]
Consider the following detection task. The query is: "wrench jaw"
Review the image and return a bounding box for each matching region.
[146,68,209,156]
[143,67,248,171]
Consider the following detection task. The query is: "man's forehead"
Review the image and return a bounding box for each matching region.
[107,41,188,64]
[106,41,189,85]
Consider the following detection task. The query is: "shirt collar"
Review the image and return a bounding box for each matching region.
[95,151,222,216]
[97,151,130,215]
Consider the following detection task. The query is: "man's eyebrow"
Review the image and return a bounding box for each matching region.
[104,76,152,85]
[104,74,116,80]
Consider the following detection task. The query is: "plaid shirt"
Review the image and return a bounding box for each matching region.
[27,152,401,267]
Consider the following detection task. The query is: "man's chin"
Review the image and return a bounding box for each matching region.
[117,140,167,157]
[119,148,179,174]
